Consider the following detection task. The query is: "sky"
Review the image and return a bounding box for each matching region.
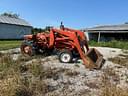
[0,0,128,29]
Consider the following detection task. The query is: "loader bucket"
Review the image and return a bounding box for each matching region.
[86,48,105,69]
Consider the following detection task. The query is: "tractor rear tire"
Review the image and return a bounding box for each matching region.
[59,50,73,63]
[21,42,36,56]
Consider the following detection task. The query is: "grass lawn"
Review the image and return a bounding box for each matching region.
[0,40,22,50]
[0,40,128,51]
[89,40,128,50]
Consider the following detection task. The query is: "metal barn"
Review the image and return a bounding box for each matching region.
[0,15,32,39]
[82,23,128,42]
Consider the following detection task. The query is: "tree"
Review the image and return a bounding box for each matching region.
[1,12,19,18]
[32,28,45,34]
[32,26,53,34]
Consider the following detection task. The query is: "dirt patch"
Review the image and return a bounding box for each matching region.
[84,81,99,89]
[0,47,128,96]
[108,54,128,68]
[100,72,128,96]
[65,70,80,77]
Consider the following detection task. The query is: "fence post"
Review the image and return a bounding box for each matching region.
[98,32,101,43]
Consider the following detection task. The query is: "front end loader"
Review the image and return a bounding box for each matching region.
[21,24,104,69]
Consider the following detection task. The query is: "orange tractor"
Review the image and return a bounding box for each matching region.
[21,24,104,69]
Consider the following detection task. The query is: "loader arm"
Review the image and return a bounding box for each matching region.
[49,28,94,68]
[48,29,55,48]
[61,27,89,51]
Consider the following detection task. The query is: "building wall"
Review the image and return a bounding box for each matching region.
[0,23,32,39]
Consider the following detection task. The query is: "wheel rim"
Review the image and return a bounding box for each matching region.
[23,46,32,55]
[61,53,71,63]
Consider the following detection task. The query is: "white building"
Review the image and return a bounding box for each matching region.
[0,15,32,39]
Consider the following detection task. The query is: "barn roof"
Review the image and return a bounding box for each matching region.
[87,24,128,31]
[81,23,128,32]
[0,15,31,27]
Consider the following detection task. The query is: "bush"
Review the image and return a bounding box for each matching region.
[89,40,128,50]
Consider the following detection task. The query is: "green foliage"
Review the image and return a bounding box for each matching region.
[0,40,21,50]
[1,12,19,18]
[32,28,45,34]
[89,40,128,50]
[32,26,52,34]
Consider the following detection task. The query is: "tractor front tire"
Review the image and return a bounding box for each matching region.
[59,50,73,63]
[21,42,35,56]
